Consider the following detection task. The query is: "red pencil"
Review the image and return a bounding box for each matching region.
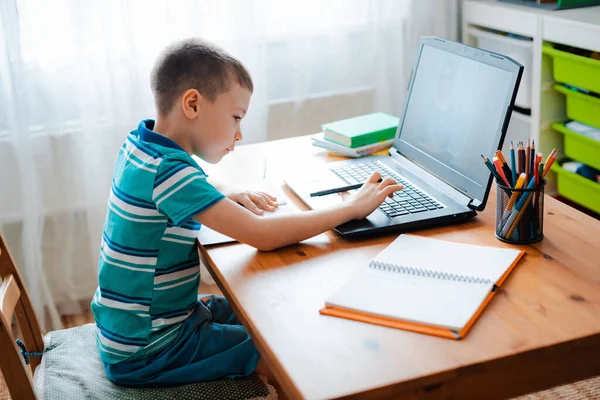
[493,156,510,187]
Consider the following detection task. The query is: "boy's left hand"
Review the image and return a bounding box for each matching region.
[226,190,279,215]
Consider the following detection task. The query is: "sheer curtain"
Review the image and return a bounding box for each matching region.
[0,0,457,330]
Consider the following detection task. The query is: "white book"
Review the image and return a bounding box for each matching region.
[321,235,524,338]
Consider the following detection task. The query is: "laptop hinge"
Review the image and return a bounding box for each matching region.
[390,148,479,210]
[468,198,482,211]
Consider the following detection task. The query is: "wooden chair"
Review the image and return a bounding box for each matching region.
[0,230,44,399]
[0,230,277,400]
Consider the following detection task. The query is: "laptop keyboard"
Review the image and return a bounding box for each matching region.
[330,161,444,218]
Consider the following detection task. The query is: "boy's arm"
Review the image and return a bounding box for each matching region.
[195,172,402,251]
[207,177,279,215]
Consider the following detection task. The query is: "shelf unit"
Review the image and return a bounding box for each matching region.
[462,0,600,199]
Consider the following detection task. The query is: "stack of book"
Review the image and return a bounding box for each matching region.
[312,112,399,158]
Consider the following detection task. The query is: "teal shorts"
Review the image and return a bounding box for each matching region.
[104,295,261,387]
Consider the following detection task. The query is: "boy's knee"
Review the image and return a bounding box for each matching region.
[199,294,229,310]
[222,323,252,347]
[201,295,238,325]
[199,322,255,354]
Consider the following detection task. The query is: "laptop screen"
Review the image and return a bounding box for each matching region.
[395,39,521,205]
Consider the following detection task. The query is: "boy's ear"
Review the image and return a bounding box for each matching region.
[181,89,201,119]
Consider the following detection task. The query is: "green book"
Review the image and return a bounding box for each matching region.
[321,112,399,148]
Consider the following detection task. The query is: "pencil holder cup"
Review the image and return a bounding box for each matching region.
[495,180,546,244]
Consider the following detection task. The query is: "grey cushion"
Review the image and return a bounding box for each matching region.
[33,324,277,400]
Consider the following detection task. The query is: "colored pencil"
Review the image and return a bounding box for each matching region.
[530,140,536,178]
[518,142,525,175]
[493,156,511,187]
[506,173,527,211]
[510,141,517,187]
[481,154,502,183]
[543,149,560,178]
[496,150,513,187]
[525,139,531,181]
[534,152,542,186]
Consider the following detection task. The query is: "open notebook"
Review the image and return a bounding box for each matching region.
[320,235,525,339]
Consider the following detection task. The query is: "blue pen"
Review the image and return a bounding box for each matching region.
[510,141,517,186]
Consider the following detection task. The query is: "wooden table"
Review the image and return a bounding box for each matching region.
[197,136,600,400]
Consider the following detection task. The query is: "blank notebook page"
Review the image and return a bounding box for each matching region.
[373,235,522,283]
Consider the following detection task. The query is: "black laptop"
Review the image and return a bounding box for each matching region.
[284,36,523,238]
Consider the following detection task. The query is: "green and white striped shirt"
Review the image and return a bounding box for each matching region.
[91,119,224,364]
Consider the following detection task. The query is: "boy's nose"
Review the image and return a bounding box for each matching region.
[235,131,243,142]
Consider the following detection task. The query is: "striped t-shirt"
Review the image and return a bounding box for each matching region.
[91,119,225,364]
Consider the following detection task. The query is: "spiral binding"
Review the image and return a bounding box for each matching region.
[369,260,493,285]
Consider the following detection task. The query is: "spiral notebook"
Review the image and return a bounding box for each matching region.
[320,235,525,339]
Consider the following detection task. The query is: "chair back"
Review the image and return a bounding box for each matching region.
[0,229,45,400]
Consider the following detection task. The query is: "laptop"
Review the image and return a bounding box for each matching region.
[285,36,523,238]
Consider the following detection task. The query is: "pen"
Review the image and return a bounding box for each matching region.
[309,179,383,197]
[310,183,364,197]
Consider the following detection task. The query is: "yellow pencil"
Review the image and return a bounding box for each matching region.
[506,173,526,211]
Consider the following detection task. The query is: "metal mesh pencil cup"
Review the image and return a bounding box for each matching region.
[495,180,545,244]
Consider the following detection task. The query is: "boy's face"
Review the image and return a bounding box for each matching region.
[190,81,251,164]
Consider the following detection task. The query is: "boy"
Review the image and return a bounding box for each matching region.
[91,38,402,387]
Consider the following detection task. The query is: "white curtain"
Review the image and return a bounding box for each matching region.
[0,0,457,330]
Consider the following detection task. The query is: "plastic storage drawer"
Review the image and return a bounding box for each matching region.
[552,122,600,170]
[543,44,600,95]
[552,162,600,214]
[554,85,600,129]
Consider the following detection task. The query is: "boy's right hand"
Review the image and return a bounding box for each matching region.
[346,172,403,220]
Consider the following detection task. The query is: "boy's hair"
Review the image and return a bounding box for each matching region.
[151,38,253,116]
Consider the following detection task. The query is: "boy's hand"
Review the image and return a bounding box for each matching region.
[227,191,279,215]
[346,172,403,220]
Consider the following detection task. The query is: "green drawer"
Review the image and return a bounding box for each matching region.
[552,123,600,170]
[552,162,600,214]
[554,84,600,129]
[543,44,600,94]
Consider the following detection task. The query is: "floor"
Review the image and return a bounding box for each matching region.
[2,281,599,400]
